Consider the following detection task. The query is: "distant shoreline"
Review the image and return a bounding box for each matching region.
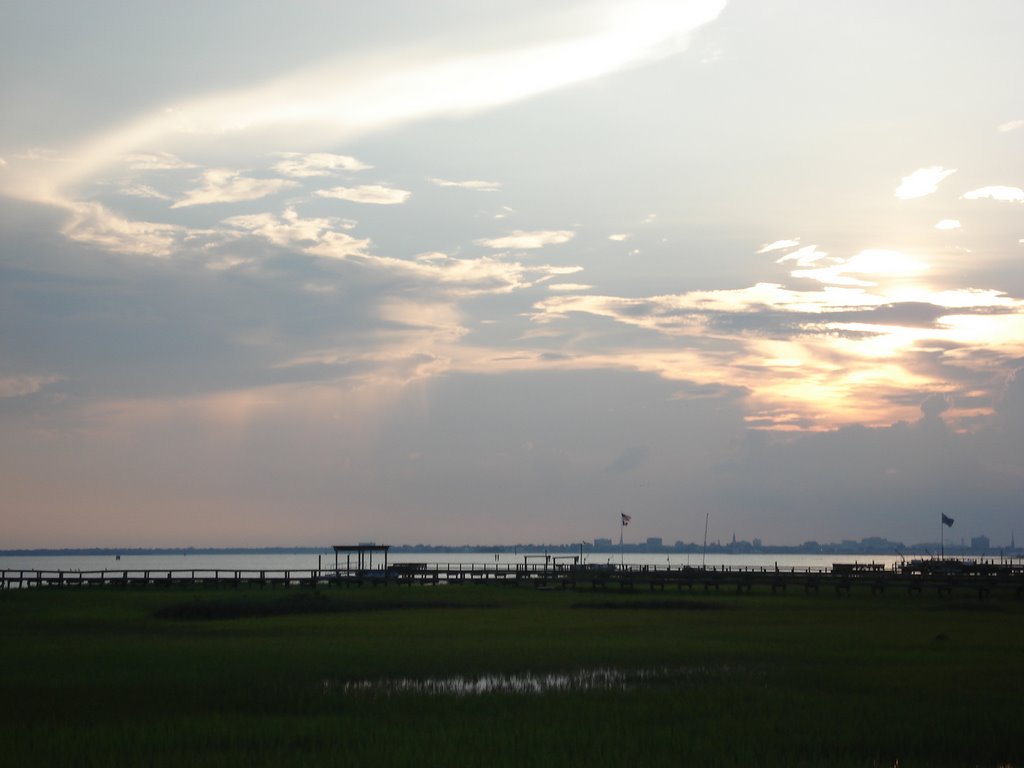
[2,543,1020,558]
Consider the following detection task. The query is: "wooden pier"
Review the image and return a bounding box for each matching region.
[4,560,1024,598]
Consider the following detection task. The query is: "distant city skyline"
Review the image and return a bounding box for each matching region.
[2,2,1023,548]
[2,530,1018,559]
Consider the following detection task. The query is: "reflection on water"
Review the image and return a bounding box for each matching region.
[324,665,738,697]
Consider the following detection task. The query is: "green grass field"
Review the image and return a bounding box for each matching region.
[1,583,1021,766]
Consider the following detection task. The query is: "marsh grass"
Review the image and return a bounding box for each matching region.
[154,591,494,620]
[1,585,1021,766]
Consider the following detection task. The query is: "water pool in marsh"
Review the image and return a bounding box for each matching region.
[323,665,749,697]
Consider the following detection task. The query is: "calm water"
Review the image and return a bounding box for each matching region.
[0,551,904,573]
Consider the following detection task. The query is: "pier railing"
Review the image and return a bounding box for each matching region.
[4,559,1023,598]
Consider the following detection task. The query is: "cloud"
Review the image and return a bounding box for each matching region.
[123,152,196,171]
[757,238,800,254]
[222,208,581,294]
[0,375,61,398]
[315,184,411,205]
[273,152,371,177]
[61,201,183,257]
[401,254,582,296]
[224,207,369,255]
[961,186,1024,203]
[428,178,502,192]
[548,283,593,292]
[997,119,1024,133]
[173,169,298,208]
[204,255,254,271]
[774,244,824,266]
[476,230,575,249]
[307,232,378,261]
[119,184,171,200]
[14,148,69,162]
[790,249,926,287]
[608,233,631,242]
[894,166,956,199]
[934,219,961,230]
[0,157,7,168]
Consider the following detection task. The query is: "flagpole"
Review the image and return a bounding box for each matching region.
[619,514,624,569]
[702,512,709,571]
[941,514,944,559]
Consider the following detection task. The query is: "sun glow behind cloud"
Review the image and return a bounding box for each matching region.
[531,237,1024,430]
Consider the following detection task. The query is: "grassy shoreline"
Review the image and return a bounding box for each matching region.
[2,584,1021,766]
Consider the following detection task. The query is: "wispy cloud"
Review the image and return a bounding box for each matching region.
[608,233,631,242]
[476,230,575,249]
[773,244,825,266]
[0,375,62,398]
[225,209,372,261]
[790,249,926,288]
[428,178,502,192]
[756,238,800,254]
[997,119,1024,133]
[404,254,581,295]
[123,152,196,171]
[8,1,725,211]
[224,208,365,252]
[273,152,371,177]
[548,283,593,291]
[14,148,69,162]
[961,186,1024,203]
[315,184,411,205]
[935,219,961,230]
[204,255,254,271]
[222,208,582,294]
[894,166,956,199]
[119,184,171,200]
[173,169,298,208]
[62,201,184,257]
[306,232,378,260]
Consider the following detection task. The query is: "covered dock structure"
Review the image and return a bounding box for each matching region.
[331,544,390,574]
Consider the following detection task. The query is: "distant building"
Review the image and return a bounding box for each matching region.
[594,538,613,548]
[860,537,889,549]
[970,535,990,551]
[646,537,663,549]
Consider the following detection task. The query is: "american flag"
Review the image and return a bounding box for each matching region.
[621,513,632,526]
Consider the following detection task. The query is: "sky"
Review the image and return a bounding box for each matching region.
[2,1,1023,549]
